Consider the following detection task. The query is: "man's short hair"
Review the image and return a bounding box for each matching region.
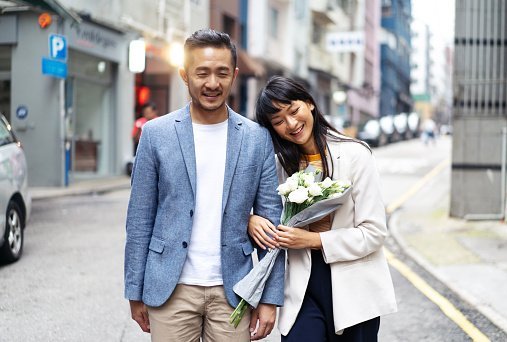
[141,101,157,112]
[184,28,237,70]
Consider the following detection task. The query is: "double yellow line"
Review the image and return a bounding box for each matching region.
[384,159,490,342]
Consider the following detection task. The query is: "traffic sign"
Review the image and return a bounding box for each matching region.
[49,34,67,60]
[42,57,67,79]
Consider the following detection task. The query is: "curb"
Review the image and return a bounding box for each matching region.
[388,209,507,333]
[30,178,131,201]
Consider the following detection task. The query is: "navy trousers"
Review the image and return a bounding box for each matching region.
[282,250,380,342]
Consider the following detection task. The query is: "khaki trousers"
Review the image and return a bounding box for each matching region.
[147,284,251,342]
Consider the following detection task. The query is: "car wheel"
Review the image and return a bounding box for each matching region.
[0,201,24,263]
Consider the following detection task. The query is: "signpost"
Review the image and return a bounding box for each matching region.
[42,34,68,78]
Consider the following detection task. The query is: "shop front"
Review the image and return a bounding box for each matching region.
[1,11,135,186]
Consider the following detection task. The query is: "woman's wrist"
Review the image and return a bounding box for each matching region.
[309,232,323,249]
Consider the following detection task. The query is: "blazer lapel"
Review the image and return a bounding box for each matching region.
[222,110,244,212]
[174,106,197,198]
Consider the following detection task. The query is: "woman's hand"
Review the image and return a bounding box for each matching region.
[248,215,279,250]
[276,225,322,249]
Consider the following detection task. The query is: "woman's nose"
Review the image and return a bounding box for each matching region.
[286,115,298,128]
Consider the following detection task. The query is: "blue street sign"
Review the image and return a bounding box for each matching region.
[49,34,67,61]
[42,57,67,79]
[16,105,28,120]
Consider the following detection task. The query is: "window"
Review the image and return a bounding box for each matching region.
[223,15,236,40]
[0,117,15,147]
[312,20,323,45]
[269,7,279,39]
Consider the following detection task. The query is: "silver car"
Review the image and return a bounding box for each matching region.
[0,114,31,263]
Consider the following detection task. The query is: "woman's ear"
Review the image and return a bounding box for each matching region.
[308,102,315,111]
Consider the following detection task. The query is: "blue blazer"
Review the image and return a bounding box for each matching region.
[124,104,284,308]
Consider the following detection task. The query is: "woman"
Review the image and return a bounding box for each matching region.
[249,76,397,341]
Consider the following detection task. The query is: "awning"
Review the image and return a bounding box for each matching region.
[14,0,81,24]
[237,49,265,78]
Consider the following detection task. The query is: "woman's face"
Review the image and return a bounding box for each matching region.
[269,100,317,154]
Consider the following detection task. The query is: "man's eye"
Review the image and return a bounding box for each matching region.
[197,73,207,77]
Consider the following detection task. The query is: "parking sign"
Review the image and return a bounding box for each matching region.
[49,34,67,61]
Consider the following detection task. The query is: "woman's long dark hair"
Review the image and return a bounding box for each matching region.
[255,76,341,178]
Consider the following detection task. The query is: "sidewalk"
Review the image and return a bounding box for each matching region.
[29,175,131,201]
[389,162,507,333]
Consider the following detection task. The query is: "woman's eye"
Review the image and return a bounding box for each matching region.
[272,120,283,126]
[291,108,299,115]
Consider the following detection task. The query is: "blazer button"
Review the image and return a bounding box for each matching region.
[182,241,188,248]
[190,210,194,217]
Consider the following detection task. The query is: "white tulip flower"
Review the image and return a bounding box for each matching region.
[276,183,291,196]
[302,173,315,186]
[288,187,309,204]
[321,177,334,189]
[308,183,323,196]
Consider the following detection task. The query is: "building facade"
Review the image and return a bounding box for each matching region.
[450,0,507,219]
[379,0,412,117]
[0,7,136,186]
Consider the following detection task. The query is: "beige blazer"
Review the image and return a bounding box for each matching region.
[277,135,397,335]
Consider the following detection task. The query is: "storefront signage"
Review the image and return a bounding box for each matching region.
[326,31,365,53]
[66,21,124,63]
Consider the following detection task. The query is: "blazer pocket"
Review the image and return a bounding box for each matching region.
[148,237,165,254]
[241,240,254,256]
[235,165,258,175]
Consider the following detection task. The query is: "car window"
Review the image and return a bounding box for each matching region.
[0,119,15,146]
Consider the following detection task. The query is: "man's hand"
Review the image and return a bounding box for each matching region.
[129,300,150,333]
[249,303,276,340]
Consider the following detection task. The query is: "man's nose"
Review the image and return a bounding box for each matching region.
[205,74,219,89]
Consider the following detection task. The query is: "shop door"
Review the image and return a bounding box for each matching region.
[65,76,114,179]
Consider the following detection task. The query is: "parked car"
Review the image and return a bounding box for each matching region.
[0,114,31,263]
[393,112,409,140]
[379,115,396,143]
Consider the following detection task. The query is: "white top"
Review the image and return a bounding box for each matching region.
[179,120,228,286]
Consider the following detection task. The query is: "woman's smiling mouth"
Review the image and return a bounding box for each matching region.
[290,125,304,136]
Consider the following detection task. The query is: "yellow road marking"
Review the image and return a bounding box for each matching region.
[385,158,449,215]
[384,158,490,341]
[385,249,490,342]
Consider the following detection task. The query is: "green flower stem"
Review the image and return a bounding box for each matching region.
[229,299,249,328]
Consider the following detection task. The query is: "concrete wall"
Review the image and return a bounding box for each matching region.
[10,13,63,186]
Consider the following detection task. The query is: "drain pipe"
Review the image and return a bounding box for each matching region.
[464,127,507,221]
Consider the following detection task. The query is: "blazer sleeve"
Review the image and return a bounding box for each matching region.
[320,144,388,264]
[253,129,285,305]
[124,123,159,301]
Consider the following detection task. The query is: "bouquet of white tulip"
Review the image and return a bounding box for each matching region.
[229,167,351,328]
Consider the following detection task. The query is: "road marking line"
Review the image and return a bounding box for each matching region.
[384,249,490,342]
[385,158,449,215]
[384,157,490,341]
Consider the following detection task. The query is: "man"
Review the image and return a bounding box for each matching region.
[131,102,159,154]
[124,29,284,341]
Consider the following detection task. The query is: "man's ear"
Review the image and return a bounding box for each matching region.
[179,67,188,85]
[232,67,239,83]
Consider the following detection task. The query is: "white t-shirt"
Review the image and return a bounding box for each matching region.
[179,119,228,286]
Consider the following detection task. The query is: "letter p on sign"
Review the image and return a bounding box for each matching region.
[49,34,67,61]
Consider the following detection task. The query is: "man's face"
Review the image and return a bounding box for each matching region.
[180,47,238,116]
[142,107,157,120]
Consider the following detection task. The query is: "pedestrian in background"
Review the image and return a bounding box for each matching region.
[421,117,437,145]
[249,76,397,341]
[131,102,159,154]
[124,29,284,341]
